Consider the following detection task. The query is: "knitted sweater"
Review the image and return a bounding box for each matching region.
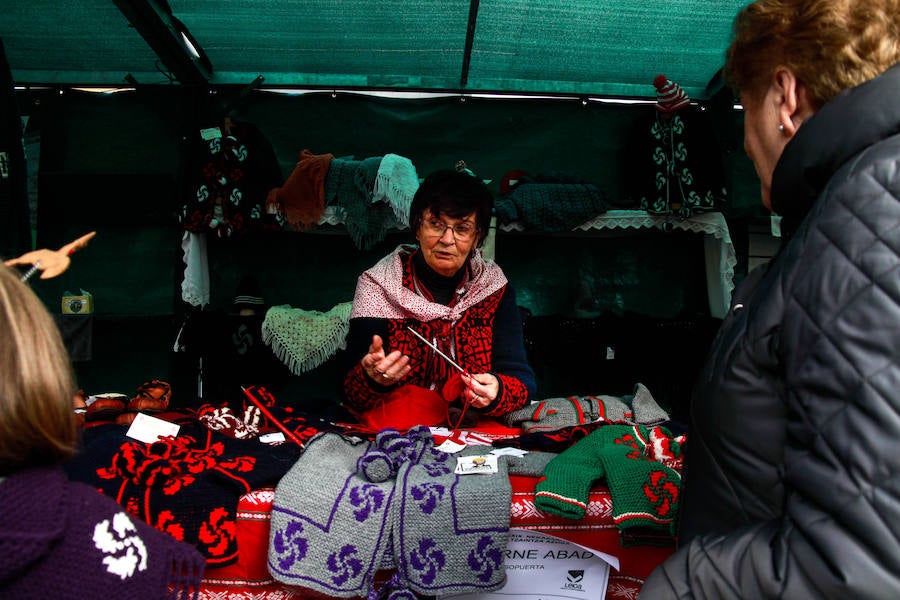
[0,467,205,599]
[343,245,535,419]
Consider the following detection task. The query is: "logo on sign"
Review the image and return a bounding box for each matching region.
[563,569,585,591]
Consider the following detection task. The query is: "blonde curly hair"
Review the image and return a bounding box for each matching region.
[724,0,900,107]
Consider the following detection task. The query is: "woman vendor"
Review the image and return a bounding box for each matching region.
[343,169,536,427]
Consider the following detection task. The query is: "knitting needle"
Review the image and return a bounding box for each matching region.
[406,326,470,376]
[20,261,41,282]
[240,386,305,447]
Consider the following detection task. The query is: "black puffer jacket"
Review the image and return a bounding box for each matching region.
[641,63,900,598]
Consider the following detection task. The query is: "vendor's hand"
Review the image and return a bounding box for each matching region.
[463,373,499,409]
[362,334,411,385]
[4,231,96,279]
[5,248,71,279]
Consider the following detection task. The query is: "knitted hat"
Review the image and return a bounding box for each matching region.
[654,74,690,113]
[502,383,668,433]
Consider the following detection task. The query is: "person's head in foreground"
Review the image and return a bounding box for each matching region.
[0,263,205,599]
[723,0,900,210]
[0,262,78,476]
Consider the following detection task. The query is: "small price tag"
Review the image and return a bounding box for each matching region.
[259,432,286,444]
[455,454,499,475]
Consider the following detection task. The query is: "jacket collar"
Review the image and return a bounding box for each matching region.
[771,62,900,240]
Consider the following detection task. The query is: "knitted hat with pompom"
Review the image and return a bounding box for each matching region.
[654,74,690,113]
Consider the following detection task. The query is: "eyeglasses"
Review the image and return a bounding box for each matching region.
[421,218,478,241]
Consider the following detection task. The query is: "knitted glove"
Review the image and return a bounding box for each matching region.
[503,397,600,433]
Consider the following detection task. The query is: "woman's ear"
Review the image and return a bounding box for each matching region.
[773,67,815,134]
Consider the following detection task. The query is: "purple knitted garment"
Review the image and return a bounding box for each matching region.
[0,467,205,599]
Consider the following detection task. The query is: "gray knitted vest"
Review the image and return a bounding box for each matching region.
[268,426,511,597]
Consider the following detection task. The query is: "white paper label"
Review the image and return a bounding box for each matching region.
[455,454,499,475]
[126,412,180,444]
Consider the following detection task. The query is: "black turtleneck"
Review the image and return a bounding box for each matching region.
[412,249,466,306]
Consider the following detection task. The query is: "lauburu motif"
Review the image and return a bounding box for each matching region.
[410,482,445,514]
[643,470,679,518]
[326,544,364,585]
[467,535,503,582]
[350,483,387,521]
[409,538,446,584]
[272,520,308,570]
[269,428,512,598]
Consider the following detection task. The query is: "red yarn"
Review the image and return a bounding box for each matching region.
[356,385,449,432]
[356,373,475,432]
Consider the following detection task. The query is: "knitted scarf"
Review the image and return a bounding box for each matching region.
[0,467,205,599]
[372,153,419,228]
[266,148,334,230]
[325,155,400,250]
[494,182,609,231]
[350,244,507,323]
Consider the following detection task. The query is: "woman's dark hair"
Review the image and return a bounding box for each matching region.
[409,169,493,246]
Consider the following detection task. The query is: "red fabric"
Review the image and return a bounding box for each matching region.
[355,384,449,431]
[201,473,673,599]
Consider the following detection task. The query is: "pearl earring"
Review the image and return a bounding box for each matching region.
[777,124,785,132]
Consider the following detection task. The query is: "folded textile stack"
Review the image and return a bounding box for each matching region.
[495,182,609,231]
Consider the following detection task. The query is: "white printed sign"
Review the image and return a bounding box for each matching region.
[448,529,618,599]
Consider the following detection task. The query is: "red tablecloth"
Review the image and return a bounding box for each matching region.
[200,474,674,599]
